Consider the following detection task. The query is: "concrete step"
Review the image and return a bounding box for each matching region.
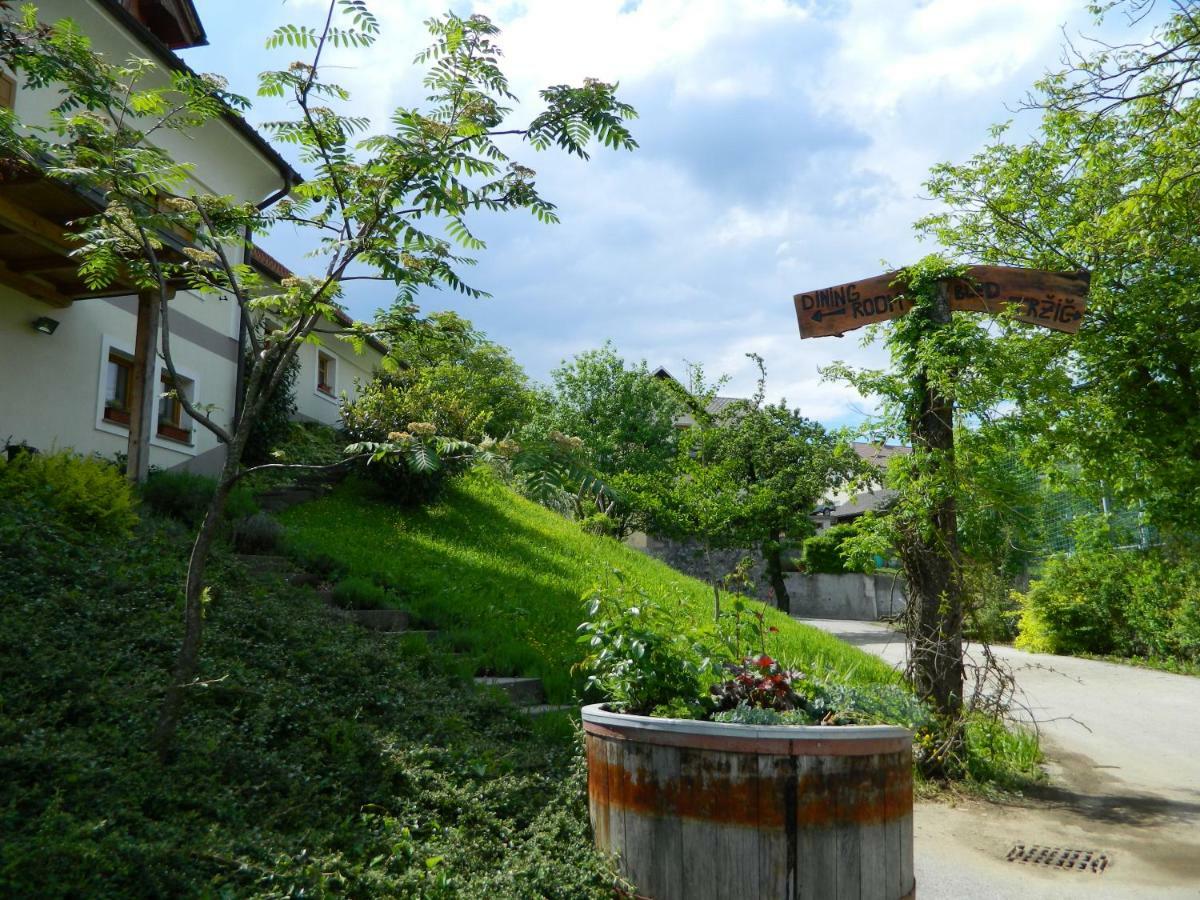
[473,676,546,706]
[295,466,351,487]
[233,554,294,574]
[330,608,411,632]
[521,703,575,717]
[256,486,324,513]
[390,629,438,642]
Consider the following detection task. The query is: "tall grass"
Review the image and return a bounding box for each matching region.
[281,469,899,703]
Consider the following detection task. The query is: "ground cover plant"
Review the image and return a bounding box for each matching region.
[0,455,621,897]
[281,468,901,705]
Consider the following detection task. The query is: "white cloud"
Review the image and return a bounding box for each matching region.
[812,0,1079,118]
[206,0,1147,431]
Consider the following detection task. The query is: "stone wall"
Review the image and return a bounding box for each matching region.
[783,572,907,621]
[626,533,773,603]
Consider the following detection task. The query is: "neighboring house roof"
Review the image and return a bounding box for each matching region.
[852,441,910,466]
[827,489,898,521]
[95,0,301,188]
[651,366,746,427]
[249,246,388,355]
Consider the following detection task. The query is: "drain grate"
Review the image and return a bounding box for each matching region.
[1007,843,1110,873]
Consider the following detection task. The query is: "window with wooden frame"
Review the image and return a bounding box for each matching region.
[103,350,135,425]
[0,71,15,110]
[316,350,336,396]
[157,371,193,443]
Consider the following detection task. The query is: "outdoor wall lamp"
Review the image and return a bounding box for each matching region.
[31,316,59,335]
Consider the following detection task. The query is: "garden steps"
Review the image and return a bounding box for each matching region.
[473,675,546,706]
[255,485,328,514]
[254,467,352,514]
[521,703,575,717]
[328,608,412,632]
[234,554,295,575]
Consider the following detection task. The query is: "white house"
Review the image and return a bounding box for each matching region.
[0,0,382,477]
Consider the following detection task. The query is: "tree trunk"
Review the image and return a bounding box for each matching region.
[903,282,964,770]
[763,531,790,612]
[152,439,245,762]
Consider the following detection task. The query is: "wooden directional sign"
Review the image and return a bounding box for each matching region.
[948,266,1089,332]
[793,265,1090,339]
[793,271,910,338]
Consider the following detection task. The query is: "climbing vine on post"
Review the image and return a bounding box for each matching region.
[797,250,1088,773]
[830,260,971,766]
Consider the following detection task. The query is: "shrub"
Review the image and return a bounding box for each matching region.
[241,349,299,466]
[1015,548,1200,660]
[576,574,718,715]
[245,422,347,489]
[962,562,1020,644]
[342,379,465,505]
[801,523,858,574]
[291,548,345,581]
[232,512,283,554]
[330,576,389,610]
[579,512,619,537]
[0,451,136,537]
[141,469,258,526]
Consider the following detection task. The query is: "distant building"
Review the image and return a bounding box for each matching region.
[812,442,909,531]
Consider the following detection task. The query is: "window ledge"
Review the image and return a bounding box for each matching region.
[156,425,194,446]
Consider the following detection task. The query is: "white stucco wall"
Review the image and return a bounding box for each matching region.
[293,318,384,427]
[16,1,286,205]
[0,286,239,474]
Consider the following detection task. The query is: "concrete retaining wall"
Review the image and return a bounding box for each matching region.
[784,572,906,621]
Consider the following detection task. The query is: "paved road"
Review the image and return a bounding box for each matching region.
[799,618,1200,899]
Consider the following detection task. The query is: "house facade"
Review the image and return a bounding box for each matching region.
[0,0,382,476]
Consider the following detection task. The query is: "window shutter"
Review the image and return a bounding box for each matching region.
[0,72,15,110]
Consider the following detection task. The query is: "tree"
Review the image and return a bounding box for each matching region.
[825,258,1002,768]
[0,2,636,759]
[349,311,536,445]
[918,0,1200,538]
[632,357,865,611]
[531,341,685,480]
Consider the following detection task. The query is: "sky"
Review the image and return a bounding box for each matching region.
[184,0,1148,428]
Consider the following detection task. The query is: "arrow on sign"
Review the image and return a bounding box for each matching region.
[811,308,847,323]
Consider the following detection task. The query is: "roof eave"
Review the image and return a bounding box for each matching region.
[93,0,300,188]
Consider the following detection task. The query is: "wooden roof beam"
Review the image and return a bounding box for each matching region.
[0,260,73,307]
[0,191,80,256]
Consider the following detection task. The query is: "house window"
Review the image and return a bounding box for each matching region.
[157,371,193,443]
[103,350,135,425]
[316,350,336,396]
[0,72,14,110]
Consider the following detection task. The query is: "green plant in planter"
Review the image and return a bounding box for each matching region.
[714,594,780,661]
[576,572,718,715]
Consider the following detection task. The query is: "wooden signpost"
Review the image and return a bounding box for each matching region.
[790,262,1091,751]
[793,265,1090,339]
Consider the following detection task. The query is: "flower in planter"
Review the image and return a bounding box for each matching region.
[710,654,808,713]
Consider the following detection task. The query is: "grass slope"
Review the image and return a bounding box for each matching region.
[0,497,618,897]
[281,469,898,703]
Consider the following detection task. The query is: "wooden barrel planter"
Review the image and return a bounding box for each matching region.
[582,704,914,900]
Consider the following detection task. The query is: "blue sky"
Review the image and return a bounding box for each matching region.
[183,0,1148,427]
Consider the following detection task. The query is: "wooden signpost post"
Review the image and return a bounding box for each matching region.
[793,265,1090,339]
[792,263,1090,756]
